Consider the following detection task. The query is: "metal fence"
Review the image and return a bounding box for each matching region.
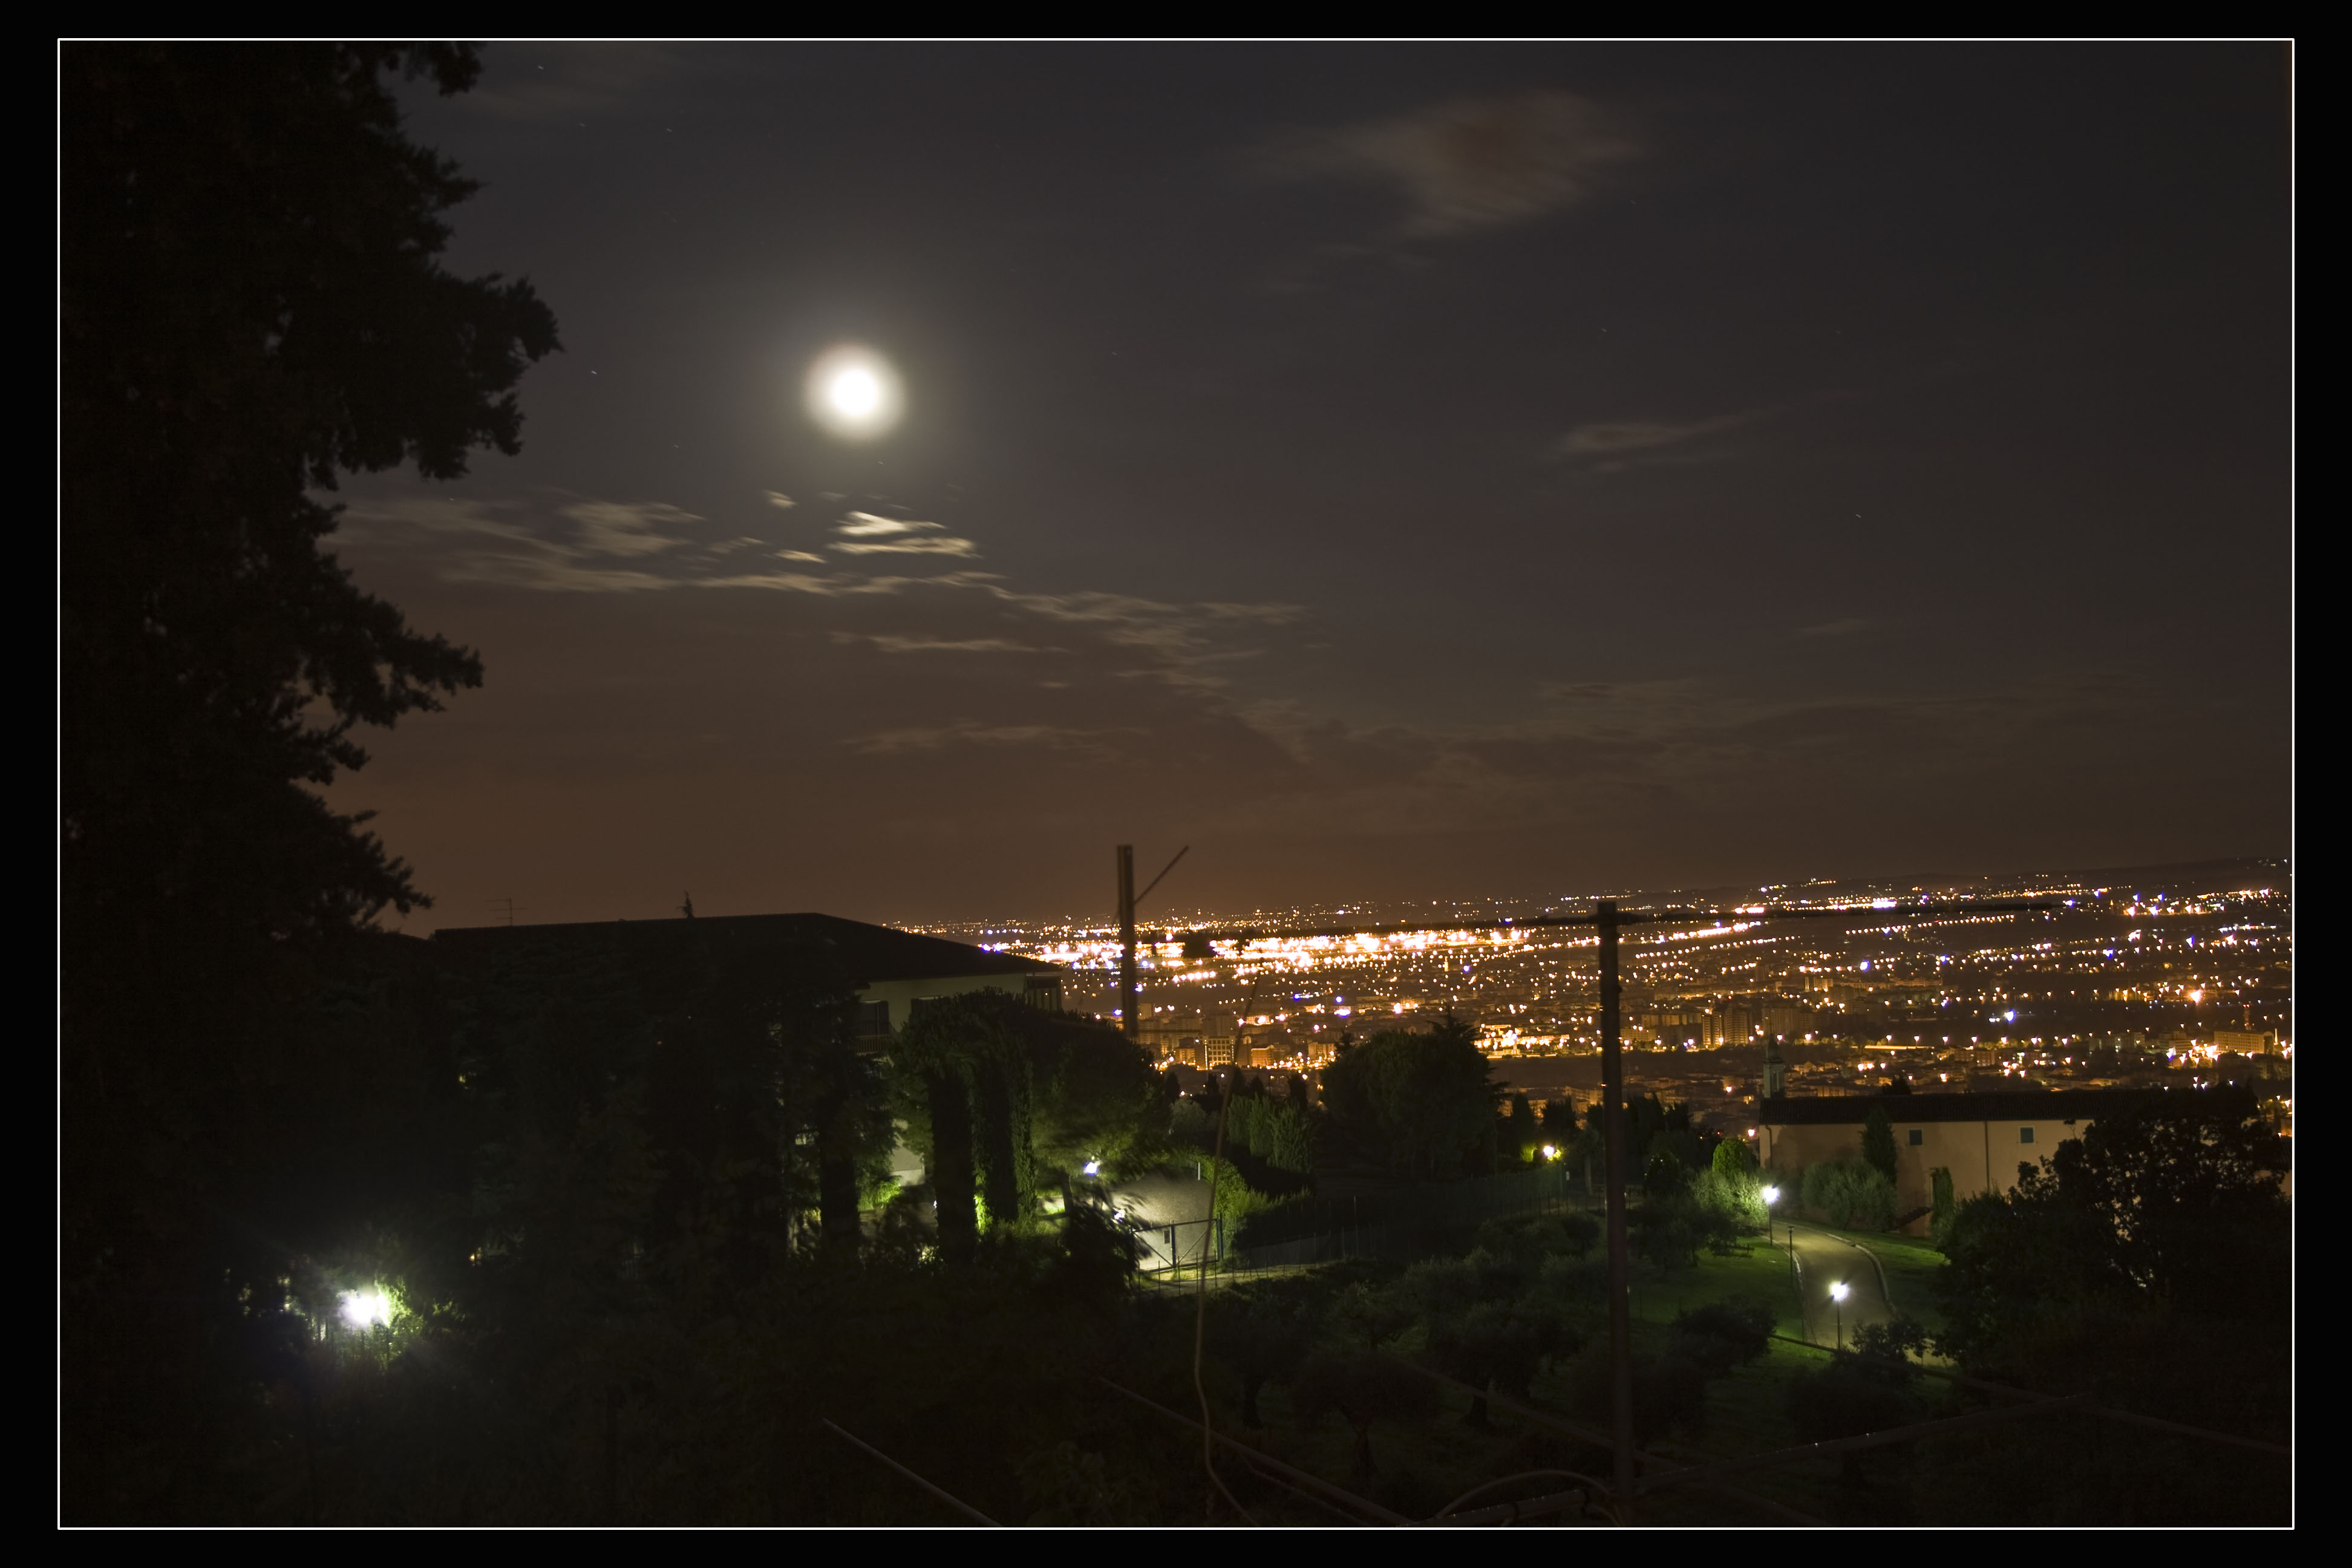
[1132,1216,1226,1274]
[1228,1165,1576,1272]
[1126,1166,1579,1278]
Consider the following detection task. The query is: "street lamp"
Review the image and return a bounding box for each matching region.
[1830,1280,1850,1351]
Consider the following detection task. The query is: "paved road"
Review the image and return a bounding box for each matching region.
[1779,1223,1893,1350]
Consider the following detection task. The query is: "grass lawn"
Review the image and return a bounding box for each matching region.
[1813,1227,1950,1333]
[1626,1238,1805,1339]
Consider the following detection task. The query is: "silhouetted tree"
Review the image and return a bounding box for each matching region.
[1207,1288,1315,1429]
[1929,1166,1956,1246]
[1670,1299,1777,1375]
[1862,1106,1900,1185]
[1318,1011,1501,1179]
[1291,1353,1438,1477]
[62,42,557,1520]
[1504,1092,1540,1164]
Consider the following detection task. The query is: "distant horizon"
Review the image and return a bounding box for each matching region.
[407,849,2287,938]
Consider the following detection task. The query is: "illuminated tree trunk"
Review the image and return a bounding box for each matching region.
[926,1069,978,1263]
[972,1056,1029,1229]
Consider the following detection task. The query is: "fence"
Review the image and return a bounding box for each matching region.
[1229,1165,1576,1272]
[1132,1216,1226,1275]
[1125,1166,1579,1278]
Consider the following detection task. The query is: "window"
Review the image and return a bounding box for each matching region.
[2019,1126,2036,1144]
[857,999,891,1037]
[1907,1129,1923,1146]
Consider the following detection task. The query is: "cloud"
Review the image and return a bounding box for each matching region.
[835,633,1058,655]
[335,491,1304,720]
[1261,91,1639,238]
[1557,414,1752,462]
[835,511,941,538]
[765,491,796,509]
[334,495,700,592]
[564,500,701,557]
[1797,617,1872,639]
[831,536,982,557]
[844,721,1142,756]
[827,511,978,557]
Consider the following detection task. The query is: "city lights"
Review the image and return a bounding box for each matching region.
[898,867,2281,1100]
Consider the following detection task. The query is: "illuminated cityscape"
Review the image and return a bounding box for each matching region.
[913,855,2290,1134]
[64,41,2292,1526]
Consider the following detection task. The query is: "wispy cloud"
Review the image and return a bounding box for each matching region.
[832,537,982,557]
[844,721,1142,756]
[335,492,1302,706]
[834,633,1058,655]
[565,500,701,557]
[835,511,939,538]
[1259,91,1639,239]
[829,510,980,557]
[1555,413,1755,471]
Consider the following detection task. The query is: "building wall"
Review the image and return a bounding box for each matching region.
[1758,1109,2103,1221]
[859,972,1060,1037]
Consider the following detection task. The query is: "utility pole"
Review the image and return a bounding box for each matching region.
[1117,845,1137,1038]
[1146,889,2050,1514]
[1598,899,1635,1516]
[1114,843,1189,1042]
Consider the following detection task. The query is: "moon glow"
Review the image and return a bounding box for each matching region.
[805,345,902,439]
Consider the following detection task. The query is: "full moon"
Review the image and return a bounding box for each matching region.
[805,345,902,439]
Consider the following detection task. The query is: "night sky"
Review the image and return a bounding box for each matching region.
[328,44,2290,932]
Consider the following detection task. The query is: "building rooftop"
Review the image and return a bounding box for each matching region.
[1757,1088,2170,1124]
[432,912,1056,985]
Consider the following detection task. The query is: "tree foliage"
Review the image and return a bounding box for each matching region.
[62,44,560,1520]
[1935,1089,2288,1348]
[1861,1105,1900,1185]
[1291,1353,1439,1477]
[1801,1158,1898,1230]
[1318,1011,1501,1180]
[64,44,557,961]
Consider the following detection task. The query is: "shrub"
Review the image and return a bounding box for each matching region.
[1564,1344,1710,1446]
[1802,1159,1898,1230]
[1670,1298,1776,1376]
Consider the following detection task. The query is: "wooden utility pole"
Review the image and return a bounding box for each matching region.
[1117,844,1138,1038]
[1113,843,1188,1042]
[1597,899,1635,1515]
[1151,891,2048,1517]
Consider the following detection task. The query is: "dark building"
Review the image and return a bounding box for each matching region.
[433,911,1064,1050]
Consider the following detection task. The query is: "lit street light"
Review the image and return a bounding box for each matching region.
[1830,1280,1850,1351]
